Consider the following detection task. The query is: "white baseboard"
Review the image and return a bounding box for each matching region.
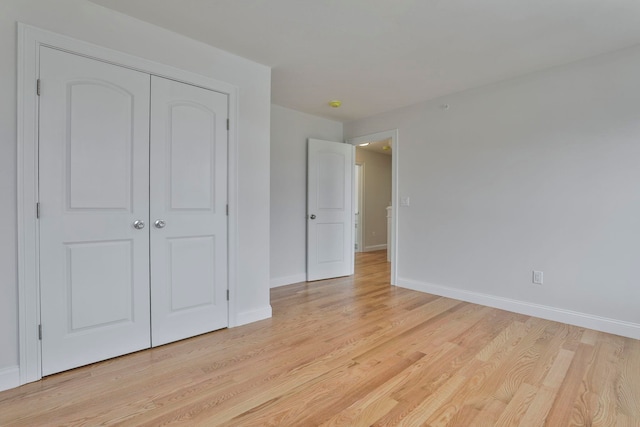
[0,365,20,392]
[235,305,273,327]
[364,244,387,252]
[397,278,640,340]
[270,273,307,288]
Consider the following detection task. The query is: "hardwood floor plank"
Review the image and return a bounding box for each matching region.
[0,250,638,426]
[493,382,538,427]
[519,386,557,427]
[517,348,576,425]
[423,322,531,426]
[545,342,597,426]
[618,338,640,419]
[471,398,508,426]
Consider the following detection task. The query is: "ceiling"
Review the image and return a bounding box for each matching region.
[90,0,640,122]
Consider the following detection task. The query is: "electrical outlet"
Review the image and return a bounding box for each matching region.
[532,270,543,285]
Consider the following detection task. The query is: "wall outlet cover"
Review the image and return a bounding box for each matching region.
[533,270,543,285]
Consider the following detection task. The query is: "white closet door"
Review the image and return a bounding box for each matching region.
[150,76,229,346]
[39,47,151,375]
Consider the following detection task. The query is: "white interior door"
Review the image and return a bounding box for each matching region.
[149,76,229,346]
[307,139,354,281]
[39,47,151,375]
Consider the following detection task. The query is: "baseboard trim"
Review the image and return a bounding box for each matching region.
[364,244,387,252]
[235,305,273,327]
[270,274,307,288]
[397,278,640,340]
[0,365,20,392]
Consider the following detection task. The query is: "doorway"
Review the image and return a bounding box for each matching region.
[348,130,398,285]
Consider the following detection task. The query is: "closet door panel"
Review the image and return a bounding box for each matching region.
[39,47,151,376]
[150,76,229,346]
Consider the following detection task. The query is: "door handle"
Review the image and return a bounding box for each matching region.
[310,214,316,220]
[133,220,145,230]
[154,219,166,229]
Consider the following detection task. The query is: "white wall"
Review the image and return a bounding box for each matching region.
[355,148,392,250]
[345,45,640,338]
[0,0,271,384]
[270,105,343,287]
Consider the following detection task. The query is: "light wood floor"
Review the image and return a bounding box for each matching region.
[1,250,639,426]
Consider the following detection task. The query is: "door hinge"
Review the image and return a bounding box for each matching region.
[36,202,40,219]
[36,79,41,96]
[38,324,42,340]
[226,204,229,216]
[226,290,229,301]
[226,118,229,130]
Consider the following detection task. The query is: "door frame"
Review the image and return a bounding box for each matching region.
[354,163,364,253]
[347,130,398,285]
[17,23,239,384]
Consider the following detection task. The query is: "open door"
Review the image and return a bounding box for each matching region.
[307,139,354,281]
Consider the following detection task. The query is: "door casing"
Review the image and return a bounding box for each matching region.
[355,163,364,253]
[17,23,240,384]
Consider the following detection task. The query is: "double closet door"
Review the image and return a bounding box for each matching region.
[38,47,229,376]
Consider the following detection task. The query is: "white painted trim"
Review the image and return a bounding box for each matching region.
[17,23,240,385]
[397,278,640,340]
[17,22,42,386]
[364,244,387,252]
[270,274,307,288]
[0,366,20,392]
[226,76,240,328]
[347,129,399,285]
[236,306,273,326]
[354,162,364,253]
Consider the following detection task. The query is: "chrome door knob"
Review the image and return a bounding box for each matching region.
[310,214,316,220]
[154,219,166,229]
[133,220,145,230]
